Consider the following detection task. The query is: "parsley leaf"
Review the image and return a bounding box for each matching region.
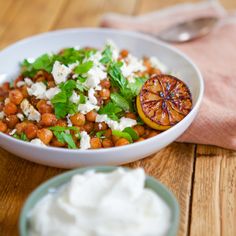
[49,126,79,132]
[96,130,106,138]
[13,133,28,141]
[100,45,113,64]
[50,126,78,149]
[51,91,67,103]
[61,132,77,149]
[108,61,126,89]
[98,101,122,121]
[112,130,133,143]
[123,127,139,141]
[74,61,93,74]
[51,80,78,119]
[21,54,55,77]
[110,93,130,111]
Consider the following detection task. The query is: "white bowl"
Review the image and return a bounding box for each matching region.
[0,28,204,168]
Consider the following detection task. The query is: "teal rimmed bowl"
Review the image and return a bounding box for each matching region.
[19,166,180,236]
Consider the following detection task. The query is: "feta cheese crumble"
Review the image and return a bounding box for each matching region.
[69,91,80,104]
[9,129,16,135]
[45,87,61,100]
[0,111,5,119]
[27,82,47,99]
[16,113,24,121]
[96,114,137,131]
[150,57,168,73]
[20,99,41,122]
[30,139,46,146]
[52,61,72,85]
[83,51,107,90]
[80,131,91,150]
[121,54,146,79]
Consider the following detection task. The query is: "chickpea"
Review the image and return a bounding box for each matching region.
[40,113,57,127]
[125,112,137,120]
[9,89,23,105]
[143,129,151,138]
[56,119,67,127]
[148,130,159,138]
[25,123,38,140]
[83,122,94,133]
[90,137,102,149]
[99,88,110,100]
[135,137,145,142]
[0,121,7,132]
[0,88,8,102]
[16,122,28,134]
[112,135,120,143]
[143,57,151,70]
[120,49,129,58]
[86,110,97,122]
[36,100,53,114]
[37,128,53,145]
[70,113,85,126]
[29,97,39,107]
[102,138,113,148]
[104,129,112,138]
[20,85,29,98]
[2,82,10,91]
[48,81,56,88]
[149,68,161,75]
[5,115,19,129]
[0,102,4,111]
[3,102,17,115]
[133,125,145,136]
[51,137,65,147]
[94,122,108,131]
[100,79,111,89]
[115,138,129,147]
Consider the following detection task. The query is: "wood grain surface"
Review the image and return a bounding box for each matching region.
[0,0,235,236]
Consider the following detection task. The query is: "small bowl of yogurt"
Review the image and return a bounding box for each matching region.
[19,167,180,236]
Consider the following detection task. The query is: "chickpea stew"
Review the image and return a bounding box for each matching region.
[0,40,191,149]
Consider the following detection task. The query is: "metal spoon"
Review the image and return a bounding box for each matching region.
[157,16,219,43]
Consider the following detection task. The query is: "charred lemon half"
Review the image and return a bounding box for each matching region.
[137,74,192,131]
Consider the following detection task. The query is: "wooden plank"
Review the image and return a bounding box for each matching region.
[190,145,236,236]
[131,2,197,235]
[0,1,138,235]
[53,0,137,29]
[128,143,195,236]
[0,0,66,49]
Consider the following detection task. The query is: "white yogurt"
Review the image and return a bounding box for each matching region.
[28,168,171,236]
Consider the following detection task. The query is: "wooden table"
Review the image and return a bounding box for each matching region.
[0,0,235,235]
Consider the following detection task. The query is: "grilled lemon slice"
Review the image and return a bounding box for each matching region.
[137,74,192,131]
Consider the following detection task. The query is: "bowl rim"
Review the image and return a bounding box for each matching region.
[19,166,180,236]
[0,27,204,154]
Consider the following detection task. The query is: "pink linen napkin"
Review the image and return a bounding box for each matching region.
[100,1,236,150]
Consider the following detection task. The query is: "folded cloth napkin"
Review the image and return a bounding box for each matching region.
[100,1,236,150]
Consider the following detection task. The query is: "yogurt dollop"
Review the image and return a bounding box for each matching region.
[28,168,171,236]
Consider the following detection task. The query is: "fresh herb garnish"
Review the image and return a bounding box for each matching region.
[123,127,139,141]
[100,45,113,64]
[49,126,79,149]
[112,130,133,143]
[74,61,93,74]
[49,126,79,132]
[98,101,122,121]
[110,93,130,111]
[96,130,106,138]
[108,61,126,89]
[13,133,28,141]
[51,80,78,119]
